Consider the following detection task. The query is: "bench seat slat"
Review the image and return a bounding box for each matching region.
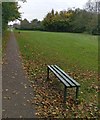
[51,65,76,87]
[48,65,70,87]
[54,65,80,87]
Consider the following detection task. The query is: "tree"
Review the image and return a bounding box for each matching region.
[42,9,73,32]
[85,0,100,34]
[20,19,31,30]
[42,7,100,34]
[85,0,100,13]
[70,9,88,33]
[19,18,42,30]
[2,2,20,30]
[30,19,41,30]
[2,0,26,31]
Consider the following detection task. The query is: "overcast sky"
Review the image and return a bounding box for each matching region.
[17,0,88,22]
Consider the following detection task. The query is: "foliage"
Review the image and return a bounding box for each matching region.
[16,0,100,35]
[70,9,87,33]
[2,2,20,31]
[20,19,31,30]
[41,0,100,35]
[15,31,98,118]
[42,9,73,32]
[2,0,26,31]
[31,19,41,30]
[19,19,42,30]
[84,0,100,35]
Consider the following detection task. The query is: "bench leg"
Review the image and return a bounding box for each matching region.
[63,86,67,103]
[76,87,79,100]
[47,67,49,80]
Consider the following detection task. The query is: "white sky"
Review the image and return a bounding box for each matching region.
[15,0,88,23]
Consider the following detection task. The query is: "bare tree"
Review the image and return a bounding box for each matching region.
[85,0,100,13]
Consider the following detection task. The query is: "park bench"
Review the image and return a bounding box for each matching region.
[47,65,80,103]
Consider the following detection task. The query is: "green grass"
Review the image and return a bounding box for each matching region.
[16,31,98,71]
[15,30,98,117]
[2,31,10,54]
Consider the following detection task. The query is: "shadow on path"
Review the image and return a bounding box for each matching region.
[2,32,35,118]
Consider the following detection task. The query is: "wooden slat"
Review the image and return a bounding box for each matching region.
[54,65,80,87]
[48,65,70,87]
[51,65,76,87]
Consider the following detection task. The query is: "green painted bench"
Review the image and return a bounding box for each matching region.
[47,65,80,103]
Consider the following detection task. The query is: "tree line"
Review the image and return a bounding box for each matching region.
[44,8,100,35]
[2,0,100,35]
[15,19,42,30]
[18,0,100,35]
[17,7,100,35]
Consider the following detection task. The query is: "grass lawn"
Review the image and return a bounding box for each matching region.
[15,30,98,118]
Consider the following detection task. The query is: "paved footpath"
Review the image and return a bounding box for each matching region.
[2,32,35,118]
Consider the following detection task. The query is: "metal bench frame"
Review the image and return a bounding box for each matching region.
[47,65,80,103]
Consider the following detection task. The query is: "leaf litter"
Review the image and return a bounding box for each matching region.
[20,53,99,118]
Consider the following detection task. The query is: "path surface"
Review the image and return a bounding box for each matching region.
[2,32,35,118]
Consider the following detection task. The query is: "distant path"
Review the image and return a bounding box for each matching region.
[2,32,35,118]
